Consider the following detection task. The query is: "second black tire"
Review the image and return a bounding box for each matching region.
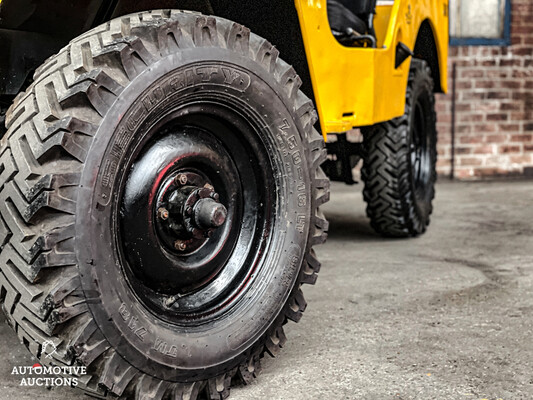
[361,59,437,237]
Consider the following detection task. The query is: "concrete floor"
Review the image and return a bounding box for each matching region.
[0,181,532,399]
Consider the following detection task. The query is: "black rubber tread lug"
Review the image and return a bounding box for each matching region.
[59,70,123,118]
[255,39,280,74]
[70,320,110,366]
[205,373,232,400]
[236,356,257,385]
[98,351,139,397]
[284,288,307,323]
[135,374,171,400]
[171,382,204,400]
[193,16,219,47]
[226,23,251,55]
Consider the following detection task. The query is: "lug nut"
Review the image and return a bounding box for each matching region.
[211,192,220,201]
[174,240,187,251]
[157,207,169,220]
[204,183,214,191]
[165,295,180,308]
[176,174,188,185]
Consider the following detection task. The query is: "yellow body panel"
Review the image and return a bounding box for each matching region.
[295,0,449,136]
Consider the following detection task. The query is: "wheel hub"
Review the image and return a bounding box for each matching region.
[155,171,228,254]
[117,110,273,317]
[119,129,240,296]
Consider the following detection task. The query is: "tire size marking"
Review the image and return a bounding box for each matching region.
[96,64,251,209]
[281,244,302,287]
[118,303,148,342]
[152,337,178,358]
[275,119,308,233]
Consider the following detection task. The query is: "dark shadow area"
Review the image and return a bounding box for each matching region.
[324,211,383,241]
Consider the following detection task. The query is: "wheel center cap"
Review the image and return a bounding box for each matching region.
[155,171,227,254]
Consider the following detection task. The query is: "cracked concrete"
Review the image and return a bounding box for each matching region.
[0,180,531,399]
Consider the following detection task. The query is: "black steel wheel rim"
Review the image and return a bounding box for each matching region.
[409,91,432,198]
[116,102,275,323]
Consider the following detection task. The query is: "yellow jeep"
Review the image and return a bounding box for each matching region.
[0,1,447,398]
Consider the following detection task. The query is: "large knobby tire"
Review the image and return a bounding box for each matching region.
[361,59,437,237]
[0,10,329,399]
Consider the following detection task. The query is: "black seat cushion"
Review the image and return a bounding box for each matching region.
[327,0,368,35]
[341,0,377,16]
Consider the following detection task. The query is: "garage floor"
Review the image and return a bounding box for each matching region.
[1,180,532,399]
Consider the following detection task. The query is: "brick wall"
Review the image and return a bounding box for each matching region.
[436,0,533,179]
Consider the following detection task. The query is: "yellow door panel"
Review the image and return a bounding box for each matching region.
[295,0,449,137]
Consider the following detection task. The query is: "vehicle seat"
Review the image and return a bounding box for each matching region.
[327,0,367,36]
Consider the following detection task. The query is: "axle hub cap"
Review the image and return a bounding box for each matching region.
[155,171,228,254]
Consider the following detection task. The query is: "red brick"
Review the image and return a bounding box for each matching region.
[500,102,522,111]
[487,91,510,100]
[454,168,473,179]
[458,157,483,166]
[459,113,484,123]
[461,70,484,79]
[499,145,521,153]
[486,135,508,143]
[511,112,527,120]
[511,134,533,142]
[486,113,509,121]
[473,168,500,178]
[461,92,487,101]
[473,145,495,155]
[457,125,472,134]
[499,124,521,132]
[460,136,483,144]
[473,102,500,112]
[456,146,472,155]
[499,81,522,90]
[475,81,495,89]
[455,103,472,112]
[524,122,533,131]
[456,81,473,90]
[510,155,532,163]
[473,124,497,133]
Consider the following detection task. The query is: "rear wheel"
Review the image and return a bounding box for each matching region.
[361,59,437,237]
[0,10,329,399]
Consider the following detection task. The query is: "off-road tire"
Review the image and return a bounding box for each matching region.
[361,59,437,237]
[0,10,329,399]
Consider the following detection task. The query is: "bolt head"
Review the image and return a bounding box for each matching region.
[174,240,187,251]
[157,207,169,220]
[165,296,179,308]
[176,174,188,185]
[204,183,214,191]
